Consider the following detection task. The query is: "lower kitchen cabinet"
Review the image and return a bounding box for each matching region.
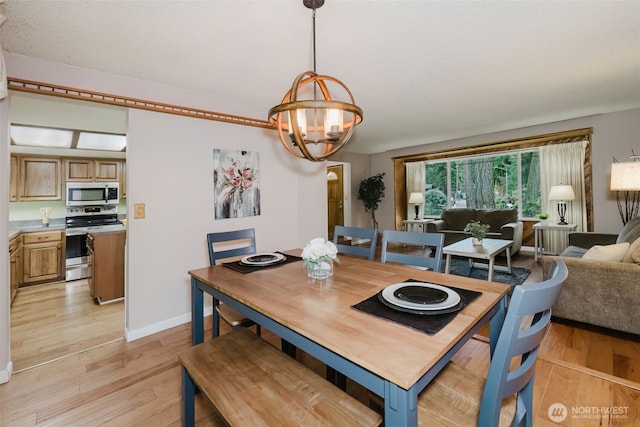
[9,235,23,304]
[87,231,125,304]
[22,230,65,285]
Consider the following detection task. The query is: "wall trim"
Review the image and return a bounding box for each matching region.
[8,77,274,131]
[124,306,213,342]
[0,361,13,384]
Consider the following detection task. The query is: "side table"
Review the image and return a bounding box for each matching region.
[533,222,577,261]
[402,219,433,233]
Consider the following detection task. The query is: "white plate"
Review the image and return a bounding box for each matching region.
[240,252,285,266]
[381,282,461,311]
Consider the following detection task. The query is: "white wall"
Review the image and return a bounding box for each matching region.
[0,53,327,381]
[370,108,640,235]
[0,92,11,383]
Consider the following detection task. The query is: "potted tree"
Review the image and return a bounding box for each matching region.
[357,173,385,229]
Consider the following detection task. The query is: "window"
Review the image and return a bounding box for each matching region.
[424,150,541,219]
[393,128,593,232]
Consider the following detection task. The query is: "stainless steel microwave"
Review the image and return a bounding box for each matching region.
[66,182,120,206]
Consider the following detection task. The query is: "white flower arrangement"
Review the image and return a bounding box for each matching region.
[301,237,340,268]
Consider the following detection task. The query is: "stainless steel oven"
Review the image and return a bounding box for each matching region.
[65,205,122,281]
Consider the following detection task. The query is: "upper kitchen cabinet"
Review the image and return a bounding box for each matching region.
[10,155,18,201]
[64,158,122,182]
[18,156,63,201]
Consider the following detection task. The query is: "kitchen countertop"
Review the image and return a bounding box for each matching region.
[9,220,126,239]
[87,224,127,235]
[9,220,66,240]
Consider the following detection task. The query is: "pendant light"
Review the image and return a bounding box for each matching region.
[268,0,363,162]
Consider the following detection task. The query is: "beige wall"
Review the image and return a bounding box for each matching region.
[0,92,10,383]
[370,108,640,235]
[0,53,328,381]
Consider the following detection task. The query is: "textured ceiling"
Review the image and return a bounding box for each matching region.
[1,0,639,154]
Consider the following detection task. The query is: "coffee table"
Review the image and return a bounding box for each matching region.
[443,237,513,281]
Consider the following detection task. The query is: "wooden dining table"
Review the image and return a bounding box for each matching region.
[188,249,510,427]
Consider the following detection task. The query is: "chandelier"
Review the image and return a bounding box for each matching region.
[268,0,363,162]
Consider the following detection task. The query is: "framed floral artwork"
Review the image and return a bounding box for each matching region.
[213,149,260,219]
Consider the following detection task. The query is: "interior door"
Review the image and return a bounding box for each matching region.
[327,165,344,240]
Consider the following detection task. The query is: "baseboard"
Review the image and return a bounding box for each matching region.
[0,361,13,384]
[125,305,213,342]
[551,316,640,342]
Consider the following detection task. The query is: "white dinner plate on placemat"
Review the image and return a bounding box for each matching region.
[381,282,460,311]
[240,253,286,266]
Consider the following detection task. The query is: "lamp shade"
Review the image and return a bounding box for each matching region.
[548,185,575,201]
[610,162,640,191]
[408,192,424,204]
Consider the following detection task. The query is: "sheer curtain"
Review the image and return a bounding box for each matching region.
[539,140,587,253]
[406,161,426,220]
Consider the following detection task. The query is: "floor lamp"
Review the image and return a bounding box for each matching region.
[611,160,640,225]
[548,184,575,225]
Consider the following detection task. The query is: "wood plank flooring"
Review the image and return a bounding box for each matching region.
[10,279,124,372]
[3,251,639,426]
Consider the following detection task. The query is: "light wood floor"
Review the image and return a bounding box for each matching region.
[10,279,124,372]
[2,252,639,426]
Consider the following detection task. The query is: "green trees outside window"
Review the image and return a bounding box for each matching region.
[424,151,541,218]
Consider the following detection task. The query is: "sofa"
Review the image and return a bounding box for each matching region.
[541,217,640,335]
[426,208,523,254]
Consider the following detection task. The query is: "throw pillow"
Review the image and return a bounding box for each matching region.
[623,237,640,264]
[583,242,630,262]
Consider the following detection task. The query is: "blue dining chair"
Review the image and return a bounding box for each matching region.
[333,225,378,261]
[207,229,261,336]
[380,229,444,272]
[417,259,568,426]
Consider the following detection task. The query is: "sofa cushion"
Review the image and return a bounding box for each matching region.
[476,209,518,232]
[623,237,640,264]
[441,208,477,231]
[616,217,640,244]
[560,245,588,258]
[582,242,630,262]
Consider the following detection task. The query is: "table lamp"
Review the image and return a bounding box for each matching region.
[548,184,575,225]
[408,192,424,220]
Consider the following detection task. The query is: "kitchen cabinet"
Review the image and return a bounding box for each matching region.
[9,155,125,202]
[22,230,65,285]
[9,235,23,304]
[119,160,126,199]
[64,158,121,182]
[10,155,18,201]
[87,231,125,303]
[18,156,63,201]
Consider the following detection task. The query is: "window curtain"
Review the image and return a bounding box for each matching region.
[539,140,587,254]
[406,161,426,219]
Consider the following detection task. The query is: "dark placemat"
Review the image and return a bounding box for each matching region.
[223,252,302,274]
[351,280,482,335]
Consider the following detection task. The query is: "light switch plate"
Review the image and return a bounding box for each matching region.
[134,203,145,219]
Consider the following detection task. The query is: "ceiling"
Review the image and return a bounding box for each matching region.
[1,1,639,155]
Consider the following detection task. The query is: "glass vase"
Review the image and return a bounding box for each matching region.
[307,259,333,280]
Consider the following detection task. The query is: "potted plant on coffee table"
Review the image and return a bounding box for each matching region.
[464,220,491,246]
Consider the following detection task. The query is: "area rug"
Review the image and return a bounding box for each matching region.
[447,257,530,286]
